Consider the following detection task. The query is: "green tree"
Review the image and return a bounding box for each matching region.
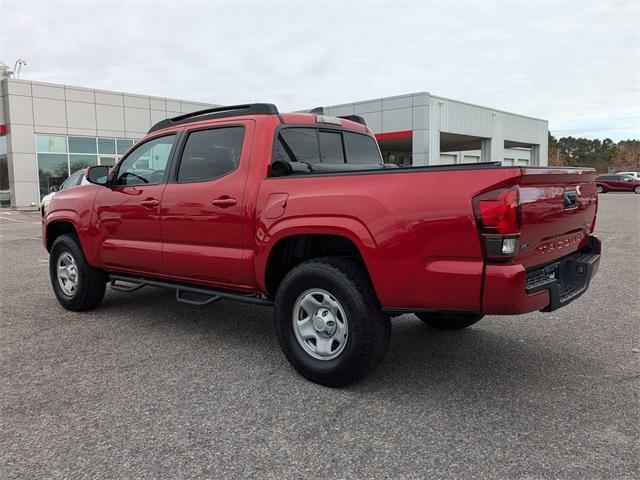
[548,134,627,172]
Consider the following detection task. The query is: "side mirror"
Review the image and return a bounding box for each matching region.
[86,165,110,185]
[49,186,58,193]
[270,160,293,177]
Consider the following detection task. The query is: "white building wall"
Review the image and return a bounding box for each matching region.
[324,92,548,168]
[0,78,215,208]
[324,93,432,166]
[435,97,495,138]
[431,95,548,166]
[441,148,533,165]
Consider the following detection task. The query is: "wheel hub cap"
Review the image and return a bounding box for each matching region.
[313,308,337,336]
[292,289,348,361]
[57,252,78,296]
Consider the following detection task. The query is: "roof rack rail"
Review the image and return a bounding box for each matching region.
[338,115,367,126]
[148,103,279,133]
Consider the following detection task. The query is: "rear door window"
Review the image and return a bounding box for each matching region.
[177,127,244,183]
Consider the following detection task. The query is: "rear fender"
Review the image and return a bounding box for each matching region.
[254,216,381,294]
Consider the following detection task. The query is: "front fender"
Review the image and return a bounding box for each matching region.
[44,208,97,264]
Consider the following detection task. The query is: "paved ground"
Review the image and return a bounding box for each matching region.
[0,194,638,479]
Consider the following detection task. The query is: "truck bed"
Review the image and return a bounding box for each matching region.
[257,164,598,312]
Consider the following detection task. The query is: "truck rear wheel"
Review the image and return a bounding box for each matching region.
[415,311,484,330]
[274,258,390,387]
[50,234,106,311]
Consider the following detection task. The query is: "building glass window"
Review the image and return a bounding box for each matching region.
[99,157,117,167]
[36,135,67,153]
[69,154,98,172]
[381,151,411,167]
[35,134,135,199]
[37,153,69,198]
[98,138,116,155]
[68,136,97,154]
[117,139,134,155]
[0,155,9,208]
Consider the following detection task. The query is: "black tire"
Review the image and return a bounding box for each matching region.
[49,234,106,311]
[274,258,390,387]
[634,185,640,194]
[415,311,484,330]
[596,185,605,194]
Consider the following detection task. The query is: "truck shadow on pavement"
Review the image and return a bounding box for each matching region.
[98,288,602,397]
[373,316,594,396]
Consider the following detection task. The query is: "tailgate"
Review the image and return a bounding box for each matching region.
[516,168,598,269]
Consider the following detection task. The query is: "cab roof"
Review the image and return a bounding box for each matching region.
[148,103,369,135]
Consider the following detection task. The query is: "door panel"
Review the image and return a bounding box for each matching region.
[92,134,177,273]
[160,122,253,287]
[94,184,166,272]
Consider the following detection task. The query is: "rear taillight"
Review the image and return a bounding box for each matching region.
[474,187,520,234]
[473,186,521,261]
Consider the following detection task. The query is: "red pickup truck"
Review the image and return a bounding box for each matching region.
[43,104,601,386]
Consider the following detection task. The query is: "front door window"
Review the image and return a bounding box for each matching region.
[116,135,176,186]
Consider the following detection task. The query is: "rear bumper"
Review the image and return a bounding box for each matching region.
[482,235,601,315]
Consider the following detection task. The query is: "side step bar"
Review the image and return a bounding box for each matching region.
[109,274,273,307]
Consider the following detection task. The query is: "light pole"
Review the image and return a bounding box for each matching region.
[13,59,27,78]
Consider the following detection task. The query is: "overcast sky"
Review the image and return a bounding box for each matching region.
[2,0,638,140]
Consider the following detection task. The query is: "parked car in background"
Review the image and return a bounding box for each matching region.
[40,169,89,215]
[595,174,640,194]
[616,171,640,180]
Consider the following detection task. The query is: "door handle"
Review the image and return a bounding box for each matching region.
[139,199,159,208]
[211,196,237,208]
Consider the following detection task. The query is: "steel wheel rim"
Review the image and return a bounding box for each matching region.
[635,186,640,194]
[292,288,348,361]
[57,252,79,296]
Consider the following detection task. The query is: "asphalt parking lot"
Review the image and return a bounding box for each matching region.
[0,194,638,479]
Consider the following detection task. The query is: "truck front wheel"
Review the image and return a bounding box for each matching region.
[274,258,390,387]
[50,234,106,311]
[415,311,484,330]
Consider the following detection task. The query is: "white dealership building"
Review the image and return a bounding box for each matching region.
[0,73,548,209]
